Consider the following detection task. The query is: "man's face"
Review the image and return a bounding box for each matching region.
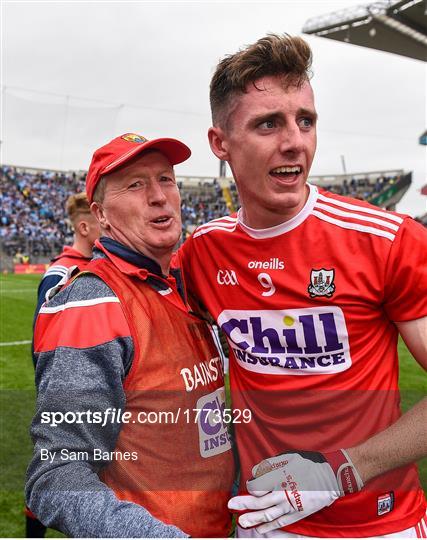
[95,151,181,265]
[210,76,317,228]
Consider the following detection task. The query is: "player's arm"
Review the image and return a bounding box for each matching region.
[397,316,427,370]
[347,395,427,484]
[26,275,188,538]
[349,219,427,478]
[348,220,427,480]
[229,394,427,533]
[347,316,427,482]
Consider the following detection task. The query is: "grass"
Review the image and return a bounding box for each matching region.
[0,273,425,537]
[397,341,427,493]
[0,275,64,538]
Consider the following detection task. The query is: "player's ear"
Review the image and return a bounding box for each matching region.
[76,219,89,237]
[90,202,109,230]
[208,126,230,161]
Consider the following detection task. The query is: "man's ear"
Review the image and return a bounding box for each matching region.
[208,126,230,161]
[76,219,89,238]
[90,202,109,230]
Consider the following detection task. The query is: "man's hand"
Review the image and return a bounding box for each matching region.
[228,450,363,534]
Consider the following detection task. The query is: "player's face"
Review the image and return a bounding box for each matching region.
[95,151,181,271]
[209,76,317,229]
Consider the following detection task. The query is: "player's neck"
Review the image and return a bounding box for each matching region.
[240,186,310,230]
[72,238,93,258]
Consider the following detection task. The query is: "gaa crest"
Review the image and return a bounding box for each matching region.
[121,133,147,143]
[308,268,335,298]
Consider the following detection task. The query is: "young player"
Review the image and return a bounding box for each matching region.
[34,192,100,317]
[178,34,427,537]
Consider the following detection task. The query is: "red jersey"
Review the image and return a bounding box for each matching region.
[35,245,92,327]
[47,245,91,277]
[37,245,91,302]
[178,184,427,537]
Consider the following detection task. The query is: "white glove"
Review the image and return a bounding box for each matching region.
[228,449,363,534]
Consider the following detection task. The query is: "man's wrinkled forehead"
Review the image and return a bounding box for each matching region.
[104,149,174,181]
[225,77,315,130]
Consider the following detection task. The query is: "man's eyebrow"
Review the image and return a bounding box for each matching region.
[248,108,318,126]
[299,108,318,120]
[248,111,285,126]
[159,167,175,175]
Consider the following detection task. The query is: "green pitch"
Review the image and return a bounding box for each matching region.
[0,274,426,537]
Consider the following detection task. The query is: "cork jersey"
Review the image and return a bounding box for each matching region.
[178,184,427,537]
[35,246,92,319]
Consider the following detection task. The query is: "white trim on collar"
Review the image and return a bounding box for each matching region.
[237,183,318,239]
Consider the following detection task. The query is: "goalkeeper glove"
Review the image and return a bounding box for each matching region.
[228,449,363,534]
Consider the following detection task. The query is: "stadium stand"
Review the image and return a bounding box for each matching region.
[1,165,85,260]
[1,163,419,270]
[0,165,236,265]
[179,177,230,241]
[302,0,427,62]
[309,169,412,208]
[302,0,425,226]
[419,184,427,226]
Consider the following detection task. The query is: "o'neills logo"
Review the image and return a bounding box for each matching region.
[248,258,285,270]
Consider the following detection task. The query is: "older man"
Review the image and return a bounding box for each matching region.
[26,133,234,538]
[178,35,427,537]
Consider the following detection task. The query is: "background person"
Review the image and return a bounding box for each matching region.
[178,34,427,537]
[34,192,100,328]
[26,133,234,538]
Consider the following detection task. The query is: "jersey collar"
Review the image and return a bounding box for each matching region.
[237,183,318,239]
[51,245,90,263]
[95,238,186,304]
[98,237,163,277]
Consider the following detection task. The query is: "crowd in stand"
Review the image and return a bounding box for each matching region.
[0,166,233,258]
[0,165,421,260]
[1,166,86,258]
[179,179,229,242]
[323,174,399,201]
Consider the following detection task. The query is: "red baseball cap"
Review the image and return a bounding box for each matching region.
[86,133,191,203]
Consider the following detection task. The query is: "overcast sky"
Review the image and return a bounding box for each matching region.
[1,0,426,216]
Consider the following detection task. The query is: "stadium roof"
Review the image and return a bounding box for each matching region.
[302,0,427,62]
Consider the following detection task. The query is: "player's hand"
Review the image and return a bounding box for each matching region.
[228,449,363,534]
